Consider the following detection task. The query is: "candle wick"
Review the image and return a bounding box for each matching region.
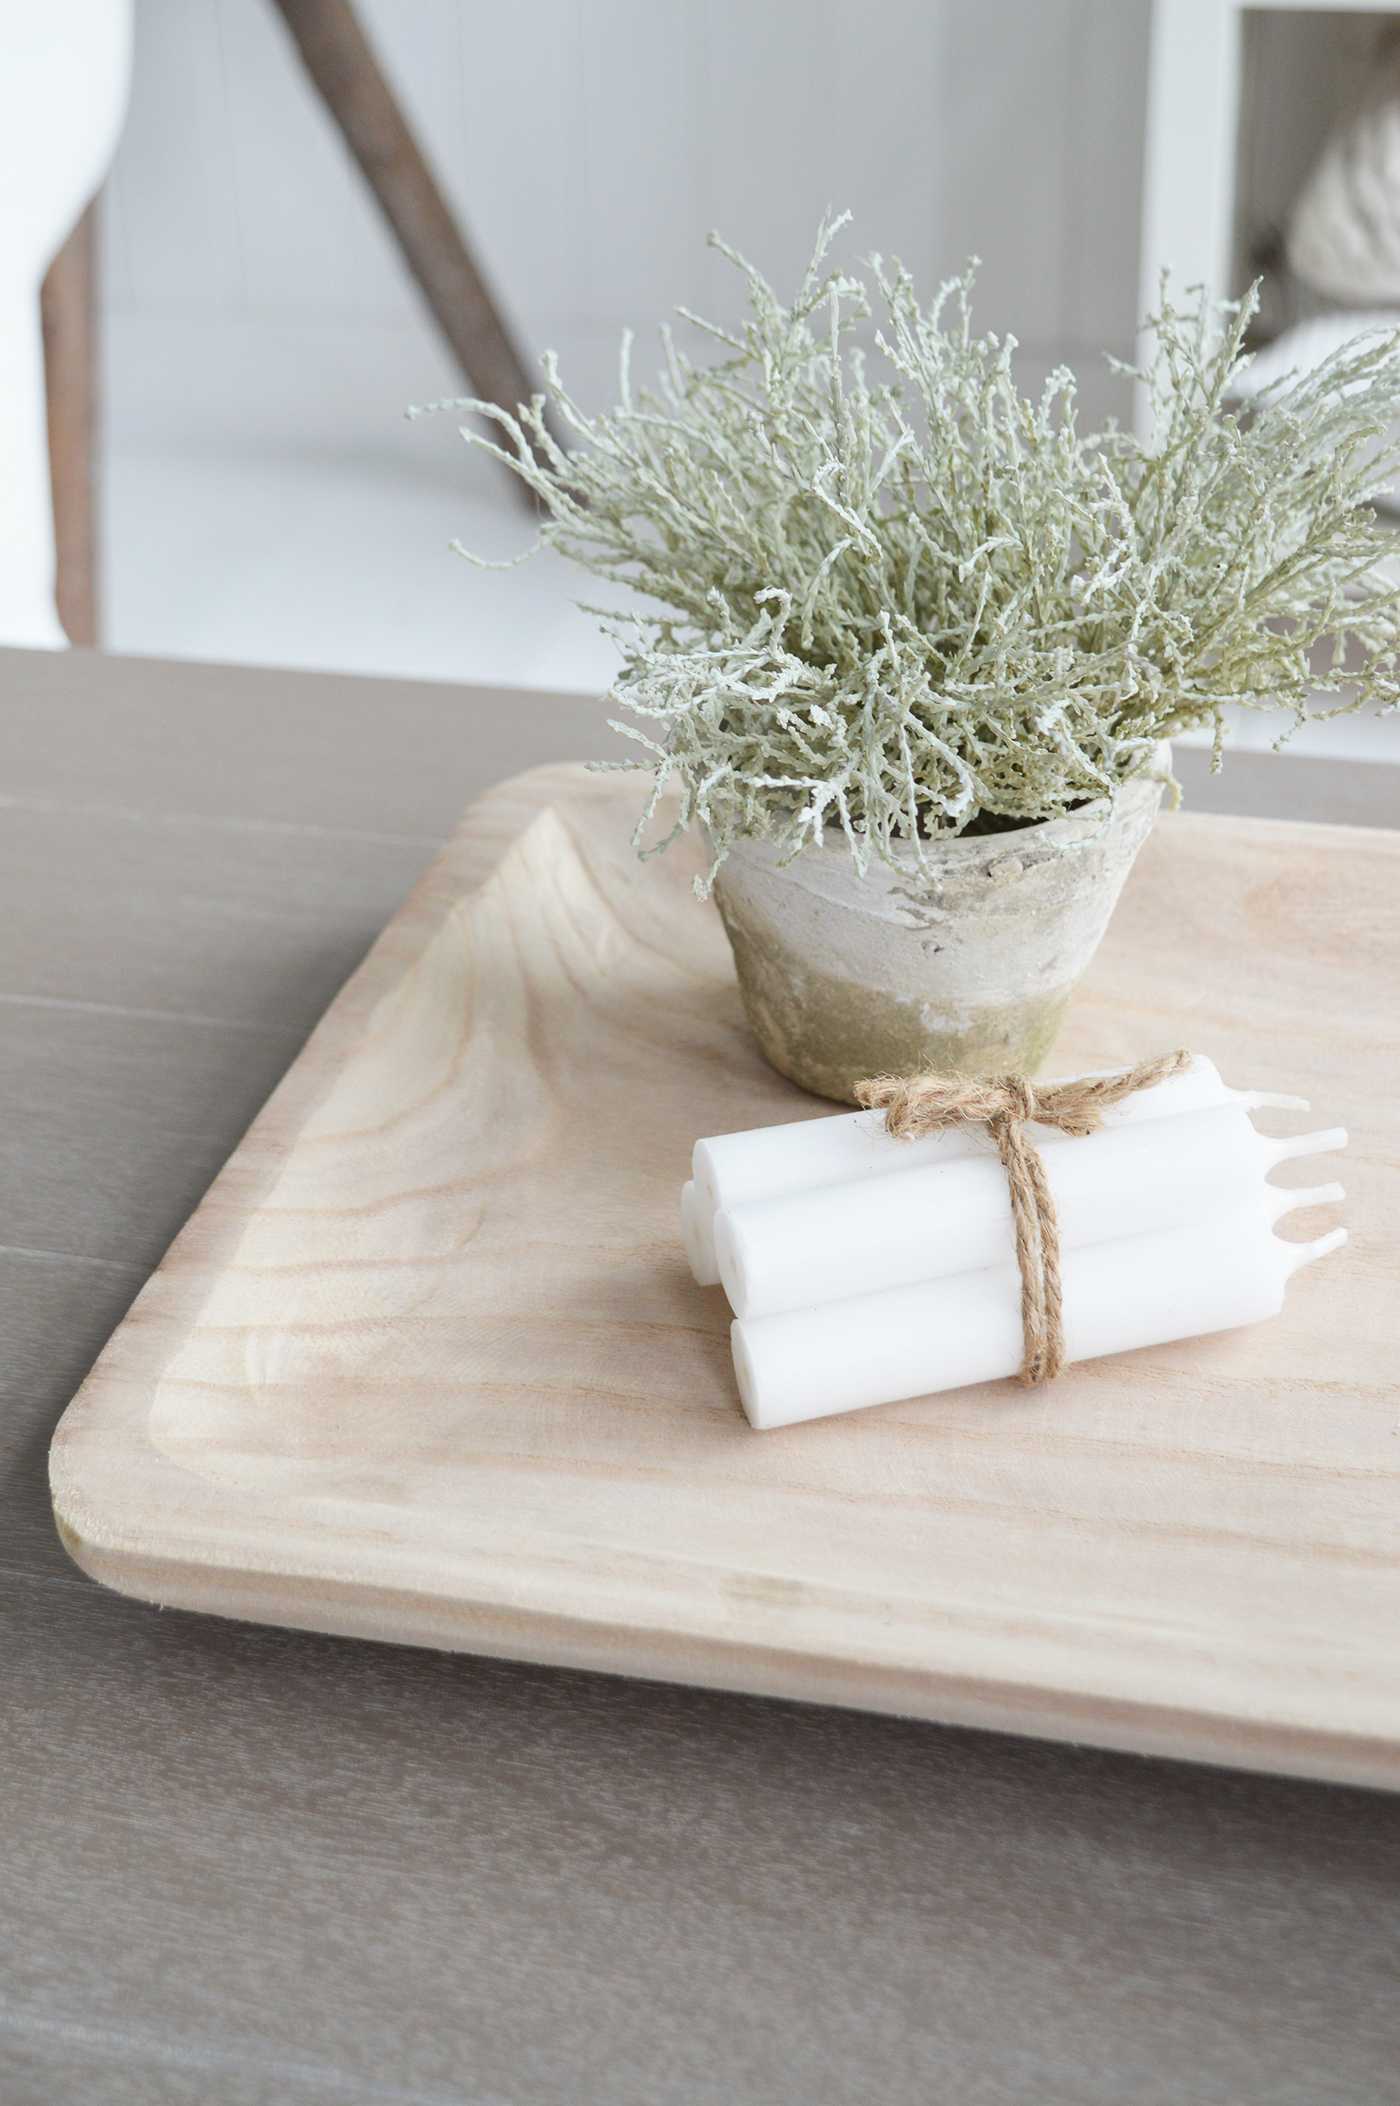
[853,1050,1194,1386]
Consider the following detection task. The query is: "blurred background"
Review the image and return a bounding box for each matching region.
[42,0,1400,764]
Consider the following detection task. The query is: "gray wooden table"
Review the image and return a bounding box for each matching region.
[2,643,1398,2106]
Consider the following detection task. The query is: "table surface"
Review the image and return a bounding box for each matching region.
[3,642,1399,2106]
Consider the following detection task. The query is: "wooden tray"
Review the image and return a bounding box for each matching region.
[49,764,1400,1789]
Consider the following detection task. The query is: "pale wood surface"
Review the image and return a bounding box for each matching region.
[51,751,1400,1790]
[6,645,1400,2105]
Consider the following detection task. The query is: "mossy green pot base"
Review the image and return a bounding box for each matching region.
[711,754,1169,1105]
[714,922,1076,1104]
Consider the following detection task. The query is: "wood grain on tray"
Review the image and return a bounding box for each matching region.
[49,763,1400,1788]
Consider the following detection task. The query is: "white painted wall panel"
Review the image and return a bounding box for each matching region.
[699,0,945,314]
[938,0,1151,425]
[941,0,1074,345]
[105,0,246,313]
[445,0,593,329]
[103,1,1152,459]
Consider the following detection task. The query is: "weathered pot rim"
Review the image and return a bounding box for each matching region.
[716,742,1172,897]
[709,742,1170,1100]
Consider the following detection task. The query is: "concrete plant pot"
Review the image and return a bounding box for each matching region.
[711,749,1170,1104]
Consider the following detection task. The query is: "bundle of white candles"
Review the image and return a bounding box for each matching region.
[681,1056,1348,1430]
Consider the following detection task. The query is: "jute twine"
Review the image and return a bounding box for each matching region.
[853,1049,1193,1386]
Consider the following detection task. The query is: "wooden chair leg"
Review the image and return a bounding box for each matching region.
[270,0,560,501]
[40,201,99,649]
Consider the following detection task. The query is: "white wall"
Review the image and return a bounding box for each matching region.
[95,0,1400,751]
[102,0,1153,483]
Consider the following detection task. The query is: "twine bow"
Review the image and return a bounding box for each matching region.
[854,1050,1193,1386]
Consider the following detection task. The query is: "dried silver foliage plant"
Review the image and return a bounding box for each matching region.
[422,216,1400,888]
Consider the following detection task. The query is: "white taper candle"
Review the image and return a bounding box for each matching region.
[715,1104,1346,1321]
[684,1056,1307,1285]
[731,1186,1347,1430]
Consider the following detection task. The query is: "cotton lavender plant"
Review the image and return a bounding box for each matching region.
[421,215,1400,889]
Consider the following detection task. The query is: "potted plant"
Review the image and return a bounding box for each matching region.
[428,217,1400,1103]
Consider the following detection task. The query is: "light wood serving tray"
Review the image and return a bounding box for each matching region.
[50,764,1400,1789]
